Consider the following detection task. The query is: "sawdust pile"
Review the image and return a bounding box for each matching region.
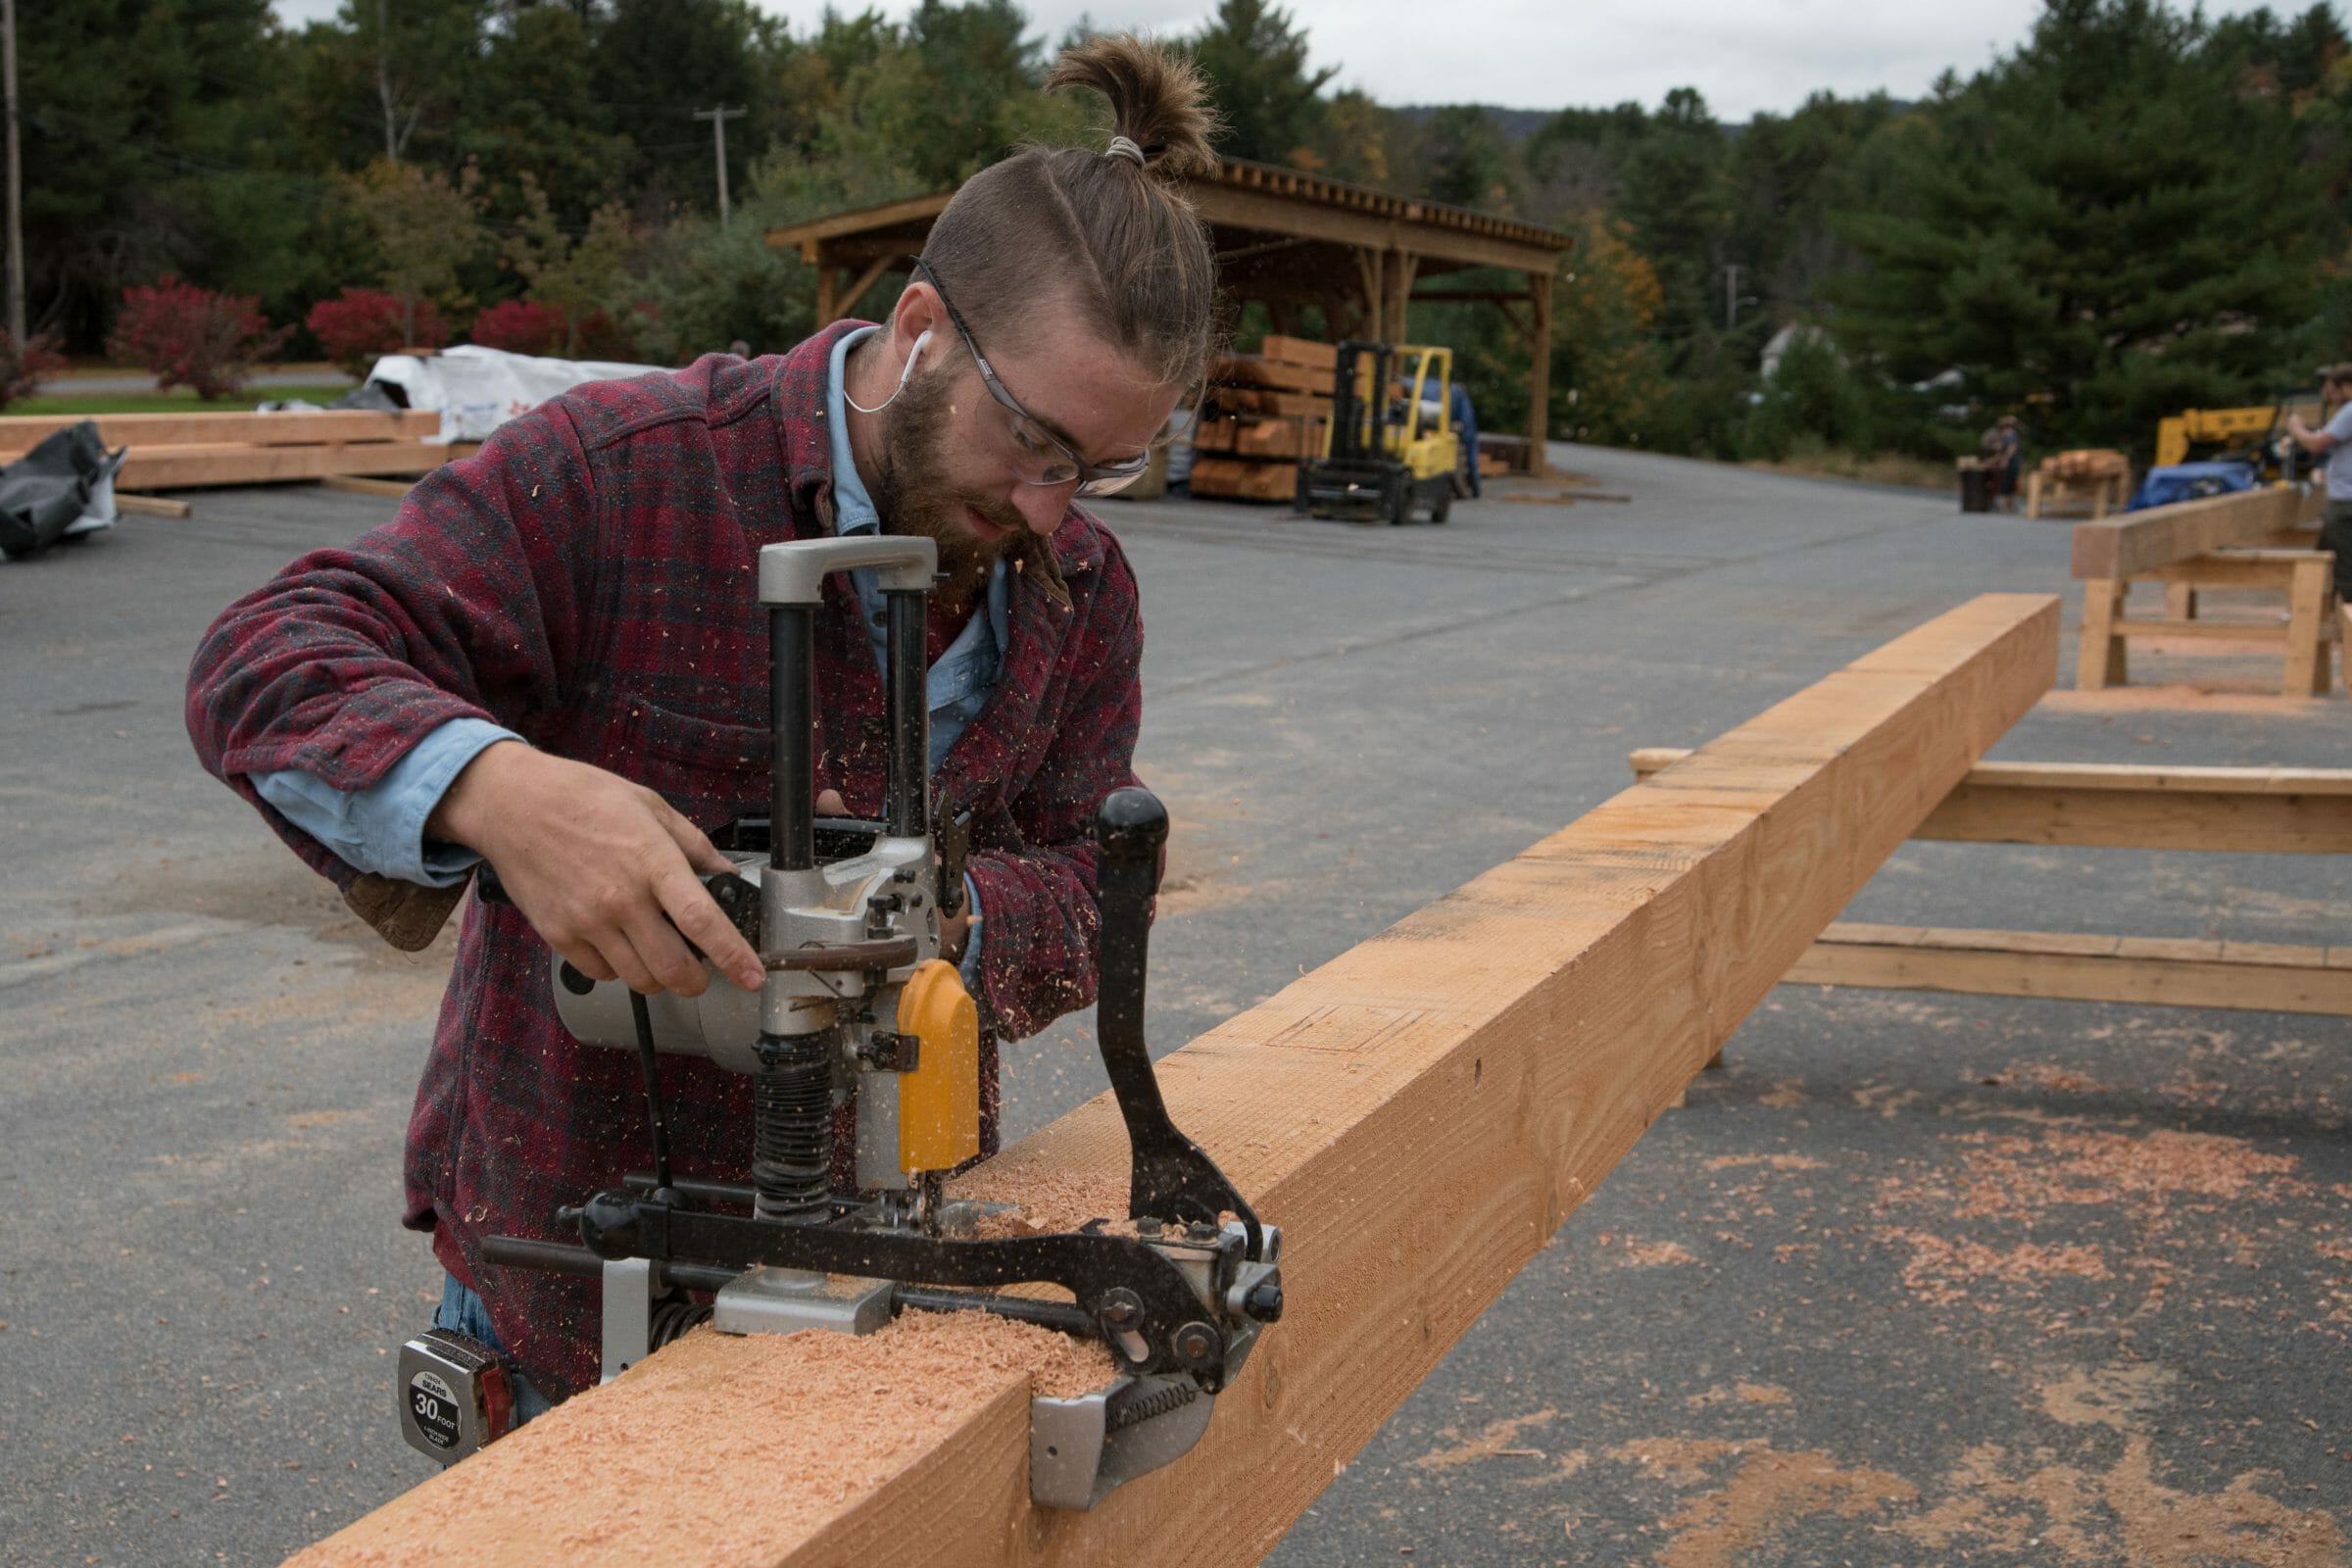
[1899,1128,2304,1223]
[1880,1229,2112,1307]
[1897,1437,2347,1565]
[952,1148,1127,1237]
[1647,1445,1917,1568]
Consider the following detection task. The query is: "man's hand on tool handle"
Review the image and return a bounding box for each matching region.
[428,741,765,997]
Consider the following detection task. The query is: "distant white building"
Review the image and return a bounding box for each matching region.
[1759,322,1834,381]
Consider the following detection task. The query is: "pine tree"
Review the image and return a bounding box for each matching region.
[1834,0,2331,453]
[1185,0,1336,167]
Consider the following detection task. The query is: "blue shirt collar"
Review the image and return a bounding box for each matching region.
[826,324,884,537]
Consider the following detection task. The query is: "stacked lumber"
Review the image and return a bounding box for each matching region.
[1190,334,1334,503]
[2040,447,2129,482]
[2025,447,2132,520]
[0,409,461,491]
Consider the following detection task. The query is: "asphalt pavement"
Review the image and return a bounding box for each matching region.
[3,450,2346,1565]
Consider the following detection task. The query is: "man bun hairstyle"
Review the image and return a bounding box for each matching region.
[916,33,1225,387]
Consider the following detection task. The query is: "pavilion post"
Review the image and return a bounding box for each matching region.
[1525,267,1552,478]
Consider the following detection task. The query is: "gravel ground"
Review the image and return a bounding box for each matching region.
[3,444,2344,1565]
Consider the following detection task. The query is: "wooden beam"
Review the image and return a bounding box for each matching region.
[1484,296,1534,340]
[2078,577,2130,689]
[2283,555,2334,696]
[2146,546,2332,586]
[320,474,416,500]
[1405,288,1537,304]
[1524,270,1552,479]
[1208,357,1329,395]
[2070,485,2323,581]
[1386,252,1419,347]
[1214,235,1317,266]
[291,594,2058,1568]
[1191,185,1563,275]
[834,255,898,325]
[108,492,192,517]
[765,191,955,252]
[1629,750,2352,855]
[0,409,438,451]
[1187,457,1298,502]
[100,440,462,490]
[1788,922,2352,1017]
[813,258,838,330]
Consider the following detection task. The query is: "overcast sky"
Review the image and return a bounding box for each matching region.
[273,0,2314,121]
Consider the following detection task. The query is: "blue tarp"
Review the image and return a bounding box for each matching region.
[2127,461,2257,512]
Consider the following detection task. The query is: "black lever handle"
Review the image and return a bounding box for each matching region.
[476,863,760,952]
[1092,786,1264,1258]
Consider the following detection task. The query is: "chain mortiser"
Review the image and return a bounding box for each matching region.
[399,536,1280,1510]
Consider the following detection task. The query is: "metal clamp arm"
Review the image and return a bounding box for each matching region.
[1091,787,1265,1259]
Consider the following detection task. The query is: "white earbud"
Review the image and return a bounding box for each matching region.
[846,329,934,415]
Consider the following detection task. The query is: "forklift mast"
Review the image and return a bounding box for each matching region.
[1329,341,1394,466]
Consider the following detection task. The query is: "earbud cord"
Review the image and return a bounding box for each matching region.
[845,329,933,415]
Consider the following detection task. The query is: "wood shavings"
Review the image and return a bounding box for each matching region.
[292,1312,1111,1567]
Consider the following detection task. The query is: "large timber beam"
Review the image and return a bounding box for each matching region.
[293,594,2059,1568]
[0,408,439,453]
[1630,750,2352,855]
[1788,922,2352,1017]
[2070,485,2323,581]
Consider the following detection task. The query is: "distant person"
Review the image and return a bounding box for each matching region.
[1450,380,1481,497]
[725,338,751,360]
[1979,415,2023,512]
[2284,363,2352,607]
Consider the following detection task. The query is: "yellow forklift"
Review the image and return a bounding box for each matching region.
[2153,400,2323,482]
[1295,341,1460,525]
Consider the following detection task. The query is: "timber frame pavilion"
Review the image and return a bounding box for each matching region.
[765,159,1573,475]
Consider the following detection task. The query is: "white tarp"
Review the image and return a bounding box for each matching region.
[364,344,665,443]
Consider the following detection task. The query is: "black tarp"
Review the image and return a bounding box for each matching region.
[0,421,126,561]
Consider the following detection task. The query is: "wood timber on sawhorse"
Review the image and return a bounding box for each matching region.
[2070,485,2340,695]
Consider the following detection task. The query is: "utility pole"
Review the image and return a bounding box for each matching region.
[3,0,24,346]
[1724,263,1742,331]
[693,106,746,226]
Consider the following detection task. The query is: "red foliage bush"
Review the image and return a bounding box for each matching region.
[468,299,657,361]
[0,331,68,411]
[467,298,567,358]
[308,287,446,377]
[105,276,292,401]
[572,306,656,362]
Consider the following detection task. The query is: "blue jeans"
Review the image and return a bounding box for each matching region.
[434,1274,556,1426]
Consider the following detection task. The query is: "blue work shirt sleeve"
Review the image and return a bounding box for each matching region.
[252,717,521,887]
[959,872,984,990]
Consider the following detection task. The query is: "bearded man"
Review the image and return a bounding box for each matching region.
[184,35,1222,1413]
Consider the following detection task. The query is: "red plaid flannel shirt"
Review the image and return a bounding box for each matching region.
[184,321,1144,1397]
